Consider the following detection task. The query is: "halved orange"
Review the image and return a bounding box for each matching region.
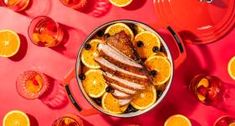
[81,39,102,69]
[109,0,133,7]
[228,56,235,80]
[0,29,20,57]
[82,69,107,98]
[145,56,171,85]
[131,85,156,110]
[164,114,192,126]
[102,93,128,114]
[105,23,134,40]
[134,31,161,59]
[3,110,30,126]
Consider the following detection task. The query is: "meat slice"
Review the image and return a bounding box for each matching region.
[118,98,132,106]
[104,72,145,90]
[112,90,131,99]
[98,43,144,75]
[106,31,136,59]
[109,83,137,95]
[95,57,148,84]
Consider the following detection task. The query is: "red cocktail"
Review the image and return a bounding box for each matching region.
[28,16,64,47]
[2,0,30,11]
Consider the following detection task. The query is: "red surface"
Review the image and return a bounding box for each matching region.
[0,0,235,126]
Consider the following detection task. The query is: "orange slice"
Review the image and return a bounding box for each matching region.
[82,69,107,98]
[228,56,235,80]
[134,31,161,59]
[229,122,235,126]
[197,78,209,88]
[105,23,134,40]
[3,110,30,126]
[164,114,192,126]
[81,39,102,69]
[145,56,172,85]
[0,29,20,57]
[102,93,128,114]
[131,85,156,110]
[109,0,133,7]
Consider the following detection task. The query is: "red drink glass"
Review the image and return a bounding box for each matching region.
[16,71,49,100]
[2,0,30,11]
[189,74,224,106]
[52,114,83,126]
[214,116,235,126]
[28,16,64,47]
[189,74,235,113]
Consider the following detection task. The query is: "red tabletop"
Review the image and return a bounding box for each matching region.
[0,0,235,126]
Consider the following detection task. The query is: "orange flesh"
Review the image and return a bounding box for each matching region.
[25,75,43,93]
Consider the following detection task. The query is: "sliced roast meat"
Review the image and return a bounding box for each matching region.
[112,90,131,99]
[118,98,132,106]
[98,43,144,75]
[95,57,148,84]
[109,83,137,95]
[104,72,145,90]
[106,31,136,59]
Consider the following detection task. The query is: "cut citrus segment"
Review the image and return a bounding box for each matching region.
[16,71,49,100]
[102,93,128,114]
[0,29,20,57]
[81,39,102,69]
[109,0,133,7]
[3,110,30,126]
[197,78,209,88]
[164,114,192,126]
[145,56,171,85]
[105,23,134,40]
[197,93,206,101]
[82,70,107,98]
[229,123,235,126]
[228,56,235,80]
[131,85,156,110]
[134,31,161,59]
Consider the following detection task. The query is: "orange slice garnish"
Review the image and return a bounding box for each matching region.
[82,70,107,98]
[134,31,161,59]
[105,23,134,40]
[145,56,172,85]
[131,85,156,110]
[81,39,102,69]
[102,93,128,114]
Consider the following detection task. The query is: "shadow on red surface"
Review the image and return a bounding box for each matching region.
[39,75,69,109]
[28,114,39,126]
[51,24,86,59]
[79,0,112,17]
[10,34,28,61]
[123,0,147,10]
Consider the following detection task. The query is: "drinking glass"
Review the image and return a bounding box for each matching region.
[189,74,235,113]
[28,16,64,47]
[214,115,235,126]
[52,114,83,126]
[2,0,30,11]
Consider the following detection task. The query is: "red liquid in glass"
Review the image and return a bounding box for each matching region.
[28,16,63,47]
[189,74,225,106]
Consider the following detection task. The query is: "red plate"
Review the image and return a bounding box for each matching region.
[154,0,235,44]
